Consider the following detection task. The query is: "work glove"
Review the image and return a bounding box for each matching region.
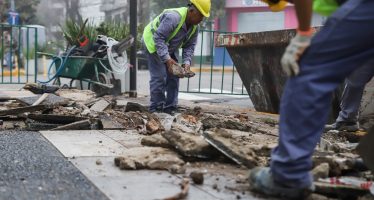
[166,59,185,78]
[281,32,312,76]
[166,58,178,74]
[182,64,195,78]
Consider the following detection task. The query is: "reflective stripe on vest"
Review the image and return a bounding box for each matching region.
[143,7,197,54]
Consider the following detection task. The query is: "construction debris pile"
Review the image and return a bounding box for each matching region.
[1,83,373,199]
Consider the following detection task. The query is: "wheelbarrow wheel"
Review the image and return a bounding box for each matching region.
[91,72,110,96]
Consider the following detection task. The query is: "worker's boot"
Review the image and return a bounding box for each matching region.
[325,121,359,132]
[248,167,314,199]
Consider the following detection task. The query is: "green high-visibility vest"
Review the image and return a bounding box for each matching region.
[313,0,344,16]
[143,7,197,54]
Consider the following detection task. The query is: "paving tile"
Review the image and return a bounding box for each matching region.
[100,130,144,148]
[70,157,219,200]
[40,130,127,157]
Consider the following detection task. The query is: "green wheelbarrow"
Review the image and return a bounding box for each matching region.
[52,55,116,95]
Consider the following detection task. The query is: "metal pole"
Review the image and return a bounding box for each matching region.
[129,0,137,97]
[10,0,15,11]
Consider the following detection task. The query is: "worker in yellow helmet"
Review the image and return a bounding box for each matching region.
[142,0,211,114]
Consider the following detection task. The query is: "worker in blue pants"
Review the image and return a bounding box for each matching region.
[325,62,374,132]
[142,0,211,114]
[146,51,180,113]
[249,0,374,198]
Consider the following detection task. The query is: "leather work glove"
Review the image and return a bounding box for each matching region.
[166,59,185,78]
[182,64,195,78]
[166,58,178,74]
[281,31,313,76]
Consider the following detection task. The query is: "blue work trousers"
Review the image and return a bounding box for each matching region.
[336,61,374,123]
[147,51,179,112]
[270,0,374,188]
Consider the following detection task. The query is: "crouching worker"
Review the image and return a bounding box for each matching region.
[142,0,210,114]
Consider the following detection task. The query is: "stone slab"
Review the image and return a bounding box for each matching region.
[40,130,127,157]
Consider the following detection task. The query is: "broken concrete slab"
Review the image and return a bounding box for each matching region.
[0,90,37,100]
[201,114,250,132]
[32,93,49,106]
[99,115,125,130]
[203,128,278,168]
[41,130,128,157]
[17,93,70,106]
[124,101,148,113]
[100,130,144,149]
[154,112,175,132]
[162,123,219,159]
[55,89,96,102]
[313,163,330,181]
[27,114,88,124]
[26,120,61,131]
[106,110,146,130]
[146,118,163,134]
[141,134,172,149]
[114,147,184,172]
[23,83,60,94]
[312,153,363,177]
[175,114,203,133]
[51,119,93,130]
[90,99,111,112]
[0,105,48,116]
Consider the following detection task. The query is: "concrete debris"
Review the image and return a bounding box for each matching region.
[175,114,203,133]
[0,83,370,198]
[124,101,148,112]
[313,163,330,181]
[203,128,277,168]
[18,93,69,106]
[146,118,162,134]
[32,93,49,106]
[23,83,60,94]
[27,114,87,124]
[106,110,146,130]
[99,115,125,130]
[0,105,48,116]
[154,112,175,132]
[96,159,102,165]
[189,171,204,185]
[0,90,37,100]
[26,120,60,131]
[162,123,219,159]
[201,114,250,132]
[51,119,93,130]
[55,89,96,102]
[312,153,365,177]
[89,99,111,112]
[141,134,173,149]
[168,164,187,174]
[114,147,184,171]
[163,178,190,200]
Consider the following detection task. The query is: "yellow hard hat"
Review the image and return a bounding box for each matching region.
[190,0,211,17]
[261,0,288,12]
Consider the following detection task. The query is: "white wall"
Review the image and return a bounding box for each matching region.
[80,0,105,26]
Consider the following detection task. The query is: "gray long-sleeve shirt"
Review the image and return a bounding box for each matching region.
[152,9,199,66]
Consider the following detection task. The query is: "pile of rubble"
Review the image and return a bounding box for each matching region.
[1,83,373,199]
